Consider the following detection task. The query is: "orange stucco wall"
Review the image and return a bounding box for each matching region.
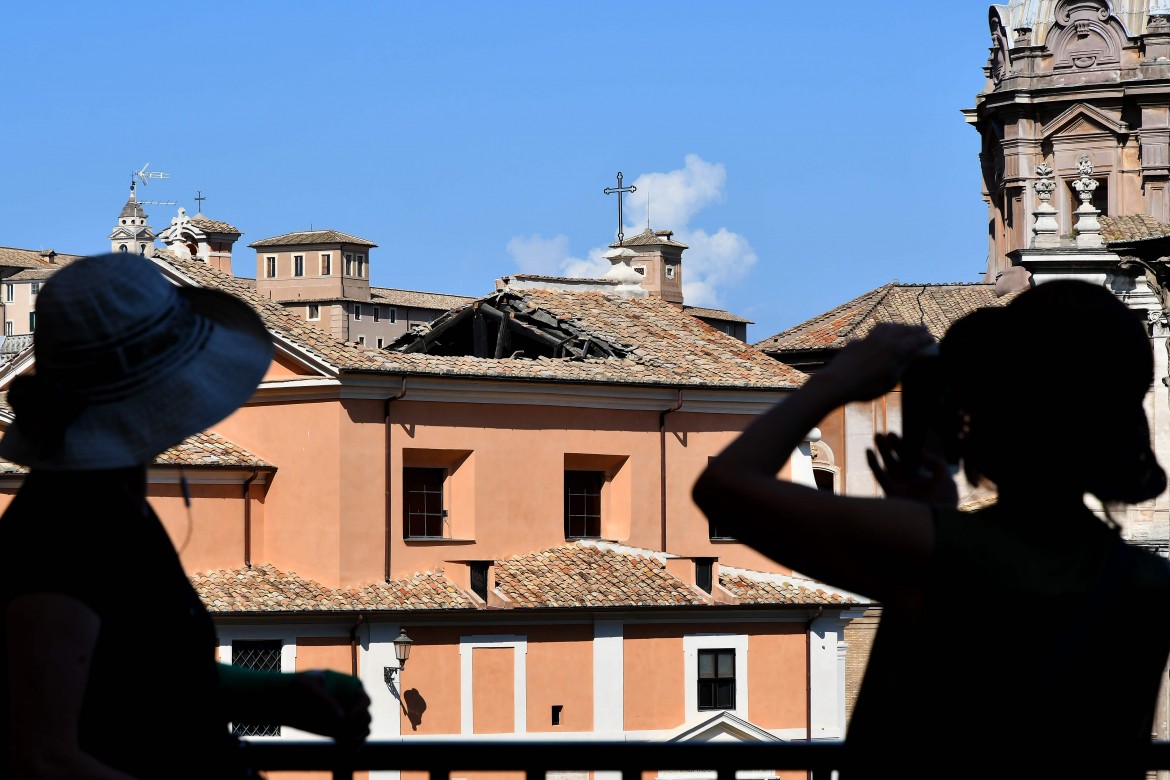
[525,624,593,732]
[623,624,684,730]
[397,625,463,735]
[296,637,353,674]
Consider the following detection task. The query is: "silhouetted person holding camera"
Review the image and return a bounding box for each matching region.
[0,253,371,780]
[695,280,1170,778]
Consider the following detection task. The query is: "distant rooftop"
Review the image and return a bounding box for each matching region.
[249,229,377,248]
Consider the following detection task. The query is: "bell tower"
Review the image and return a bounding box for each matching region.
[109,181,156,256]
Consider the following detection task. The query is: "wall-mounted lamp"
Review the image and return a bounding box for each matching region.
[384,628,415,692]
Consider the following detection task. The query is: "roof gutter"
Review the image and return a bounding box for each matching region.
[659,390,684,551]
[806,604,824,777]
[242,469,260,569]
[385,378,409,582]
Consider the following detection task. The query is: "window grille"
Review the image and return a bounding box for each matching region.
[231,640,282,737]
[697,648,735,710]
[404,467,446,538]
[564,471,603,539]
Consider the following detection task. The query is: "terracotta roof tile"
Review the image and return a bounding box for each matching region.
[608,227,688,249]
[381,289,803,390]
[1099,214,1170,244]
[718,567,859,605]
[683,306,753,324]
[189,216,242,235]
[249,230,377,248]
[0,247,82,270]
[191,565,476,613]
[493,542,707,607]
[369,287,477,310]
[189,545,855,613]
[755,283,1010,354]
[154,431,273,468]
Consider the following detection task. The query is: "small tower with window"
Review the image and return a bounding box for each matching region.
[108,181,156,257]
[607,227,686,304]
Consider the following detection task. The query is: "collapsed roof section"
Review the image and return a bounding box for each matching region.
[389,289,636,361]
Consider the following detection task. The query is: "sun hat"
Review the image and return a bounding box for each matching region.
[0,252,274,470]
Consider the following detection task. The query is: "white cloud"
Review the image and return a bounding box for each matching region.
[505,233,572,276]
[506,154,756,306]
[624,154,726,230]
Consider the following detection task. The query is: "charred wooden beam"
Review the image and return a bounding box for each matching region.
[493,311,512,358]
[473,305,488,358]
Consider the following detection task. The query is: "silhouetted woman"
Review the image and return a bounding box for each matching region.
[0,254,370,780]
[694,280,1170,778]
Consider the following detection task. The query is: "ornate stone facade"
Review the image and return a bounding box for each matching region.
[967,0,1170,277]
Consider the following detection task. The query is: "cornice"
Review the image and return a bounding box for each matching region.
[253,373,789,415]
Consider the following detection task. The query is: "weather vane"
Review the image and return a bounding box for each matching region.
[604,171,636,246]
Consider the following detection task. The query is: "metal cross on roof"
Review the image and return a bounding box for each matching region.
[194,190,206,212]
[603,171,637,246]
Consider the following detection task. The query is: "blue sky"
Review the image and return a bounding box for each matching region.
[0,2,993,341]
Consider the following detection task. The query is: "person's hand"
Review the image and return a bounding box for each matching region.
[818,324,935,402]
[866,432,958,507]
[286,670,372,749]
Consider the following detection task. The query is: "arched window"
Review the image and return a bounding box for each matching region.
[119,245,128,253]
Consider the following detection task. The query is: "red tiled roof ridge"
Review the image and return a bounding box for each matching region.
[755,282,896,352]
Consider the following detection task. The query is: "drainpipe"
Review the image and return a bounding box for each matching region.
[349,614,366,677]
[385,378,408,582]
[805,605,824,780]
[659,390,683,551]
[242,470,259,568]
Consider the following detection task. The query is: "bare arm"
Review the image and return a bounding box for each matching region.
[218,664,371,747]
[693,324,937,604]
[7,594,138,780]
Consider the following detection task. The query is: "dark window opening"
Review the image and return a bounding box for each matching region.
[231,640,282,736]
[551,704,563,726]
[404,467,446,538]
[470,561,490,600]
[709,518,734,541]
[697,648,735,710]
[696,559,714,594]
[564,470,603,539]
[813,468,835,493]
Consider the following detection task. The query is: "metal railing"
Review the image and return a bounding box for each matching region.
[236,740,1170,779]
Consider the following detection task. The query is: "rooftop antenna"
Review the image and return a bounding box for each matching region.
[647,192,650,230]
[135,163,170,187]
[131,163,175,206]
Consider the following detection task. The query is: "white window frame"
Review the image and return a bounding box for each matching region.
[388,308,397,324]
[357,336,366,346]
[357,254,366,278]
[3,322,11,337]
[266,257,277,278]
[665,265,676,280]
[344,253,354,276]
[293,255,305,277]
[373,307,380,323]
[320,253,332,276]
[4,284,12,303]
[354,304,362,321]
[377,338,384,348]
[683,634,749,722]
[30,283,40,297]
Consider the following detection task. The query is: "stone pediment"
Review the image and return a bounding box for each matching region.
[665,711,782,743]
[1042,103,1128,140]
[1048,1,1128,71]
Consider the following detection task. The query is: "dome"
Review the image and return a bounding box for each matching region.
[992,0,1170,48]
